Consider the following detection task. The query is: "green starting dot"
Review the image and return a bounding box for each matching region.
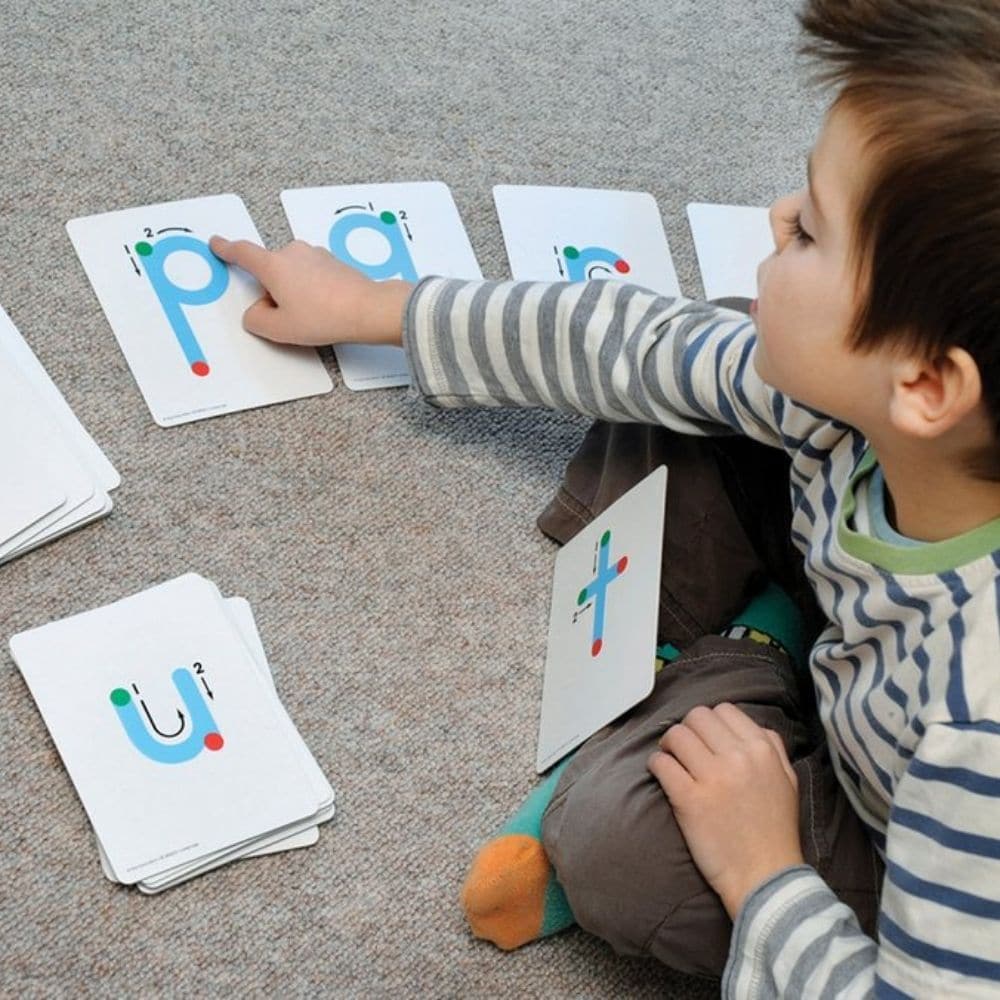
[600,529,611,547]
[109,687,131,707]
[563,245,580,259]
[577,588,588,606]
[379,211,396,225]
[135,241,153,256]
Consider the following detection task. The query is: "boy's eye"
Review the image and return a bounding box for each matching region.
[787,211,813,245]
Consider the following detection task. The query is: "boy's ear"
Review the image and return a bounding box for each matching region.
[888,347,983,439]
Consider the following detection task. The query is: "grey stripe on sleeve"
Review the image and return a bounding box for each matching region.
[500,282,545,406]
[566,280,608,415]
[465,281,511,402]
[536,282,580,413]
[784,916,874,997]
[428,279,469,398]
[819,938,877,996]
[624,293,679,424]
[403,275,441,397]
[596,282,643,419]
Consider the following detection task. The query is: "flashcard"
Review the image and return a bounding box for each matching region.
[686,202,772,300]
[281,182,483,390]
[493,185,681,296]
[536,466,667,773]
[10,574,323,884]
[0,351,105,560]
[0,427,65,544]
[67,195,333,427]
[0,305,119,492]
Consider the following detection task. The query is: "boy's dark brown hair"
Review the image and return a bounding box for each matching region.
[799,0,1000,477]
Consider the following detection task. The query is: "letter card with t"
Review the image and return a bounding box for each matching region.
[67,195,332,426]
[536,465,667,772]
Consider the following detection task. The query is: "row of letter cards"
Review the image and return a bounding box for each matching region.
[0,304,120,565]
[64,185,771,426]
[9,573,335,894]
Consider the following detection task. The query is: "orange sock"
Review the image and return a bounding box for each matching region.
[461,834,552,950]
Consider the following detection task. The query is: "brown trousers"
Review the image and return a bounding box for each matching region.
[535,419,882,978]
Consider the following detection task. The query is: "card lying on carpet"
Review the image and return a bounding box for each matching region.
[9,573,334,894]
[0,304,119,564]
[493,185,681,296]
[536,466,667,772]
[281,181,482,390]
[686,202,772,300]
[67,194,333,426]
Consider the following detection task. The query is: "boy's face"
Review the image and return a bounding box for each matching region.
[753,104,886,425]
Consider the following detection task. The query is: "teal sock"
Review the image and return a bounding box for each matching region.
[719,580,808,670]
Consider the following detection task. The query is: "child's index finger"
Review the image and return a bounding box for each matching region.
[209,235,275,285]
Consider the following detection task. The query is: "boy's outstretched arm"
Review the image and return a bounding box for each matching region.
[209,239,800,450]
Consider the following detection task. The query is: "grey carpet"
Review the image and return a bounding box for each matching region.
[0,2,825,996]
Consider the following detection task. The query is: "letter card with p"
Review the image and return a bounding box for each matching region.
[67,195,332,426]
[536,465,667,773]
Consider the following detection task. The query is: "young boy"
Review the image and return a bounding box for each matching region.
[210,0,1000,993]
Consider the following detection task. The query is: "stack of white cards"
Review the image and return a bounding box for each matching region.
[0,305,119,565]
[9,573,334,894]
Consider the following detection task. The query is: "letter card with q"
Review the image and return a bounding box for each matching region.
[281,181,482,390]
[536,466,667,773]
[67,195,332,427]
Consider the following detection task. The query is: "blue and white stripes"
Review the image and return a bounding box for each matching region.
[403,276,1000,997]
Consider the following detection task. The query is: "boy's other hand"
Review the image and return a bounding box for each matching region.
[209,236,412,348]
[648,703,804,921]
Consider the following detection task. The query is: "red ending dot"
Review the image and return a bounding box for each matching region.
[591,638,603,657]
[204,732,224,752]
[617,555,629,573]
[191,361,210,377]
[614,259,631,274]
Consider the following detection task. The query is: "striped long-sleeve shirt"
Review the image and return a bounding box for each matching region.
[402,277,1000,998]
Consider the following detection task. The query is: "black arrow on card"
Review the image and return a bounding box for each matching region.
[124,245,141,276]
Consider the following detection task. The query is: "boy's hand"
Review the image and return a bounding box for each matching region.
[648,703,804,920]
[209,236,413,348]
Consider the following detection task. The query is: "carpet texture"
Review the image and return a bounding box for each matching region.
[0,2,826,996]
